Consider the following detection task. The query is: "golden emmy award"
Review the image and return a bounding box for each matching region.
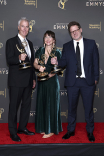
[37,54,49,81]
[50,49,63,74]
[0,108,4,119]
[16,41,31,69]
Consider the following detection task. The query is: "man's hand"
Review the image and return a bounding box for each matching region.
[95,80,98,85]
[51,57,58,65]
[32,80,36,89]
[19,53,27,61]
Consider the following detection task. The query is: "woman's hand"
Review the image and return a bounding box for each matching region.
[48,73,55,78]
[34,58,46,72]
[39,66,46,72]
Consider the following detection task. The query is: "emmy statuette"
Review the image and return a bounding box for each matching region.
[37,54,49,81]
[50,50,63,74]
[16,41,31,69]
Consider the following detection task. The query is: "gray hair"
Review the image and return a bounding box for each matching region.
[18,17,29,26]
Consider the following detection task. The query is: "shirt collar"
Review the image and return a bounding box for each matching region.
[73,37,83,45]
[18,33,26,42]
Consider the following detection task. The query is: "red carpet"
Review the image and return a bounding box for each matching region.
[0,123,104,145]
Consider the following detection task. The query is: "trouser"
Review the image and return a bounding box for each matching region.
[8,86,32,135]
[67,78,95,133]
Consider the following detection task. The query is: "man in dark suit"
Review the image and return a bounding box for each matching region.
[51,21,99,142]
[6,17,36,142]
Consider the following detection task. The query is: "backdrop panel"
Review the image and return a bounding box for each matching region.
[0,0,103,123]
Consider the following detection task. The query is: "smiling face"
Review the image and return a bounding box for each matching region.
[70,25,82,41]
[44,34,55,46]
[18,20,29,38]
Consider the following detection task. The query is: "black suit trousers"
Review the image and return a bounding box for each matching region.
[8,85,32,135]
[66,78,96,133]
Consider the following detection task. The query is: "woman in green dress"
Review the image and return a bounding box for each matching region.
[34,30,62,138]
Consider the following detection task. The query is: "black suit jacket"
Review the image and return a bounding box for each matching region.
[58,38,99,86]
[6,35,36,87]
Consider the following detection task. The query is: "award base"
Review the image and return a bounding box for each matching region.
[51,65,62,74]
[19,62,31,69]
[37,72,49,81]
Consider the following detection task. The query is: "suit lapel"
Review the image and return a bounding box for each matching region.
[16,35,23,49]
[27,40,33,62]
[28,40,32,58]
[27,40,32,53]
[83,38,87,62]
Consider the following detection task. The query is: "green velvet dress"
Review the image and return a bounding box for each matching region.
[35,47,62,134]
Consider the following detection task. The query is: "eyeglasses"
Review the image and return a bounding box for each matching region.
[70,28,80,34]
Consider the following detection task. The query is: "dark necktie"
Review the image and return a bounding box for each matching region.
[76,42,82,77]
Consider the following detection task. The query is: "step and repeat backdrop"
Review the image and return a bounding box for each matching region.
[0,0,104,123]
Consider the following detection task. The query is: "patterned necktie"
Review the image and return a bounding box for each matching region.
[22,39,30,59]
[76,42,82,77]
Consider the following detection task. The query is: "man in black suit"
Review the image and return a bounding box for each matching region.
[6,17,36,142]
[51,21,99,142]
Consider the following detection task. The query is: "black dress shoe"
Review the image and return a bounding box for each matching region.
[17,129,35,135]
[10,134,21,142]
[87,133,95,142]
[62,131,75,139]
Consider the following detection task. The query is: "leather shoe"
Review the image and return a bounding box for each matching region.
[17,129,35,135]
[62,131,75,139]
[87,133,95,142]
[10,134,21,142]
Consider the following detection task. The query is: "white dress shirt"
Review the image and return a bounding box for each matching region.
[18,33,31,59]
[73,37,85,78]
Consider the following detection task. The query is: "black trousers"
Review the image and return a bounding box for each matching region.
[8,85,32,135]
[67,78,96,133]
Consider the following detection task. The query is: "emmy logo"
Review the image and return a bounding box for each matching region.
[86,1,104,7]
[100,68,103,75]
[0,43,3,49]
[31,88,36,99]
[53,23,68,30]
[0,108,4,119]
[29,20,35,32]
[58,0,68,10]
[30,111,36,117]
[94,88,99,97]
[34,46,39,53]
[93,108,97,113]
[0,68,8,74]
[60,90,67,96]
[0,21,4,31]
[61,110,68,118]
[0,89,6,97]
[0,0,7,5]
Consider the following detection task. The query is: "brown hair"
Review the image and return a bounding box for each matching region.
[43,30,56,44]
[68,21,81,34]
